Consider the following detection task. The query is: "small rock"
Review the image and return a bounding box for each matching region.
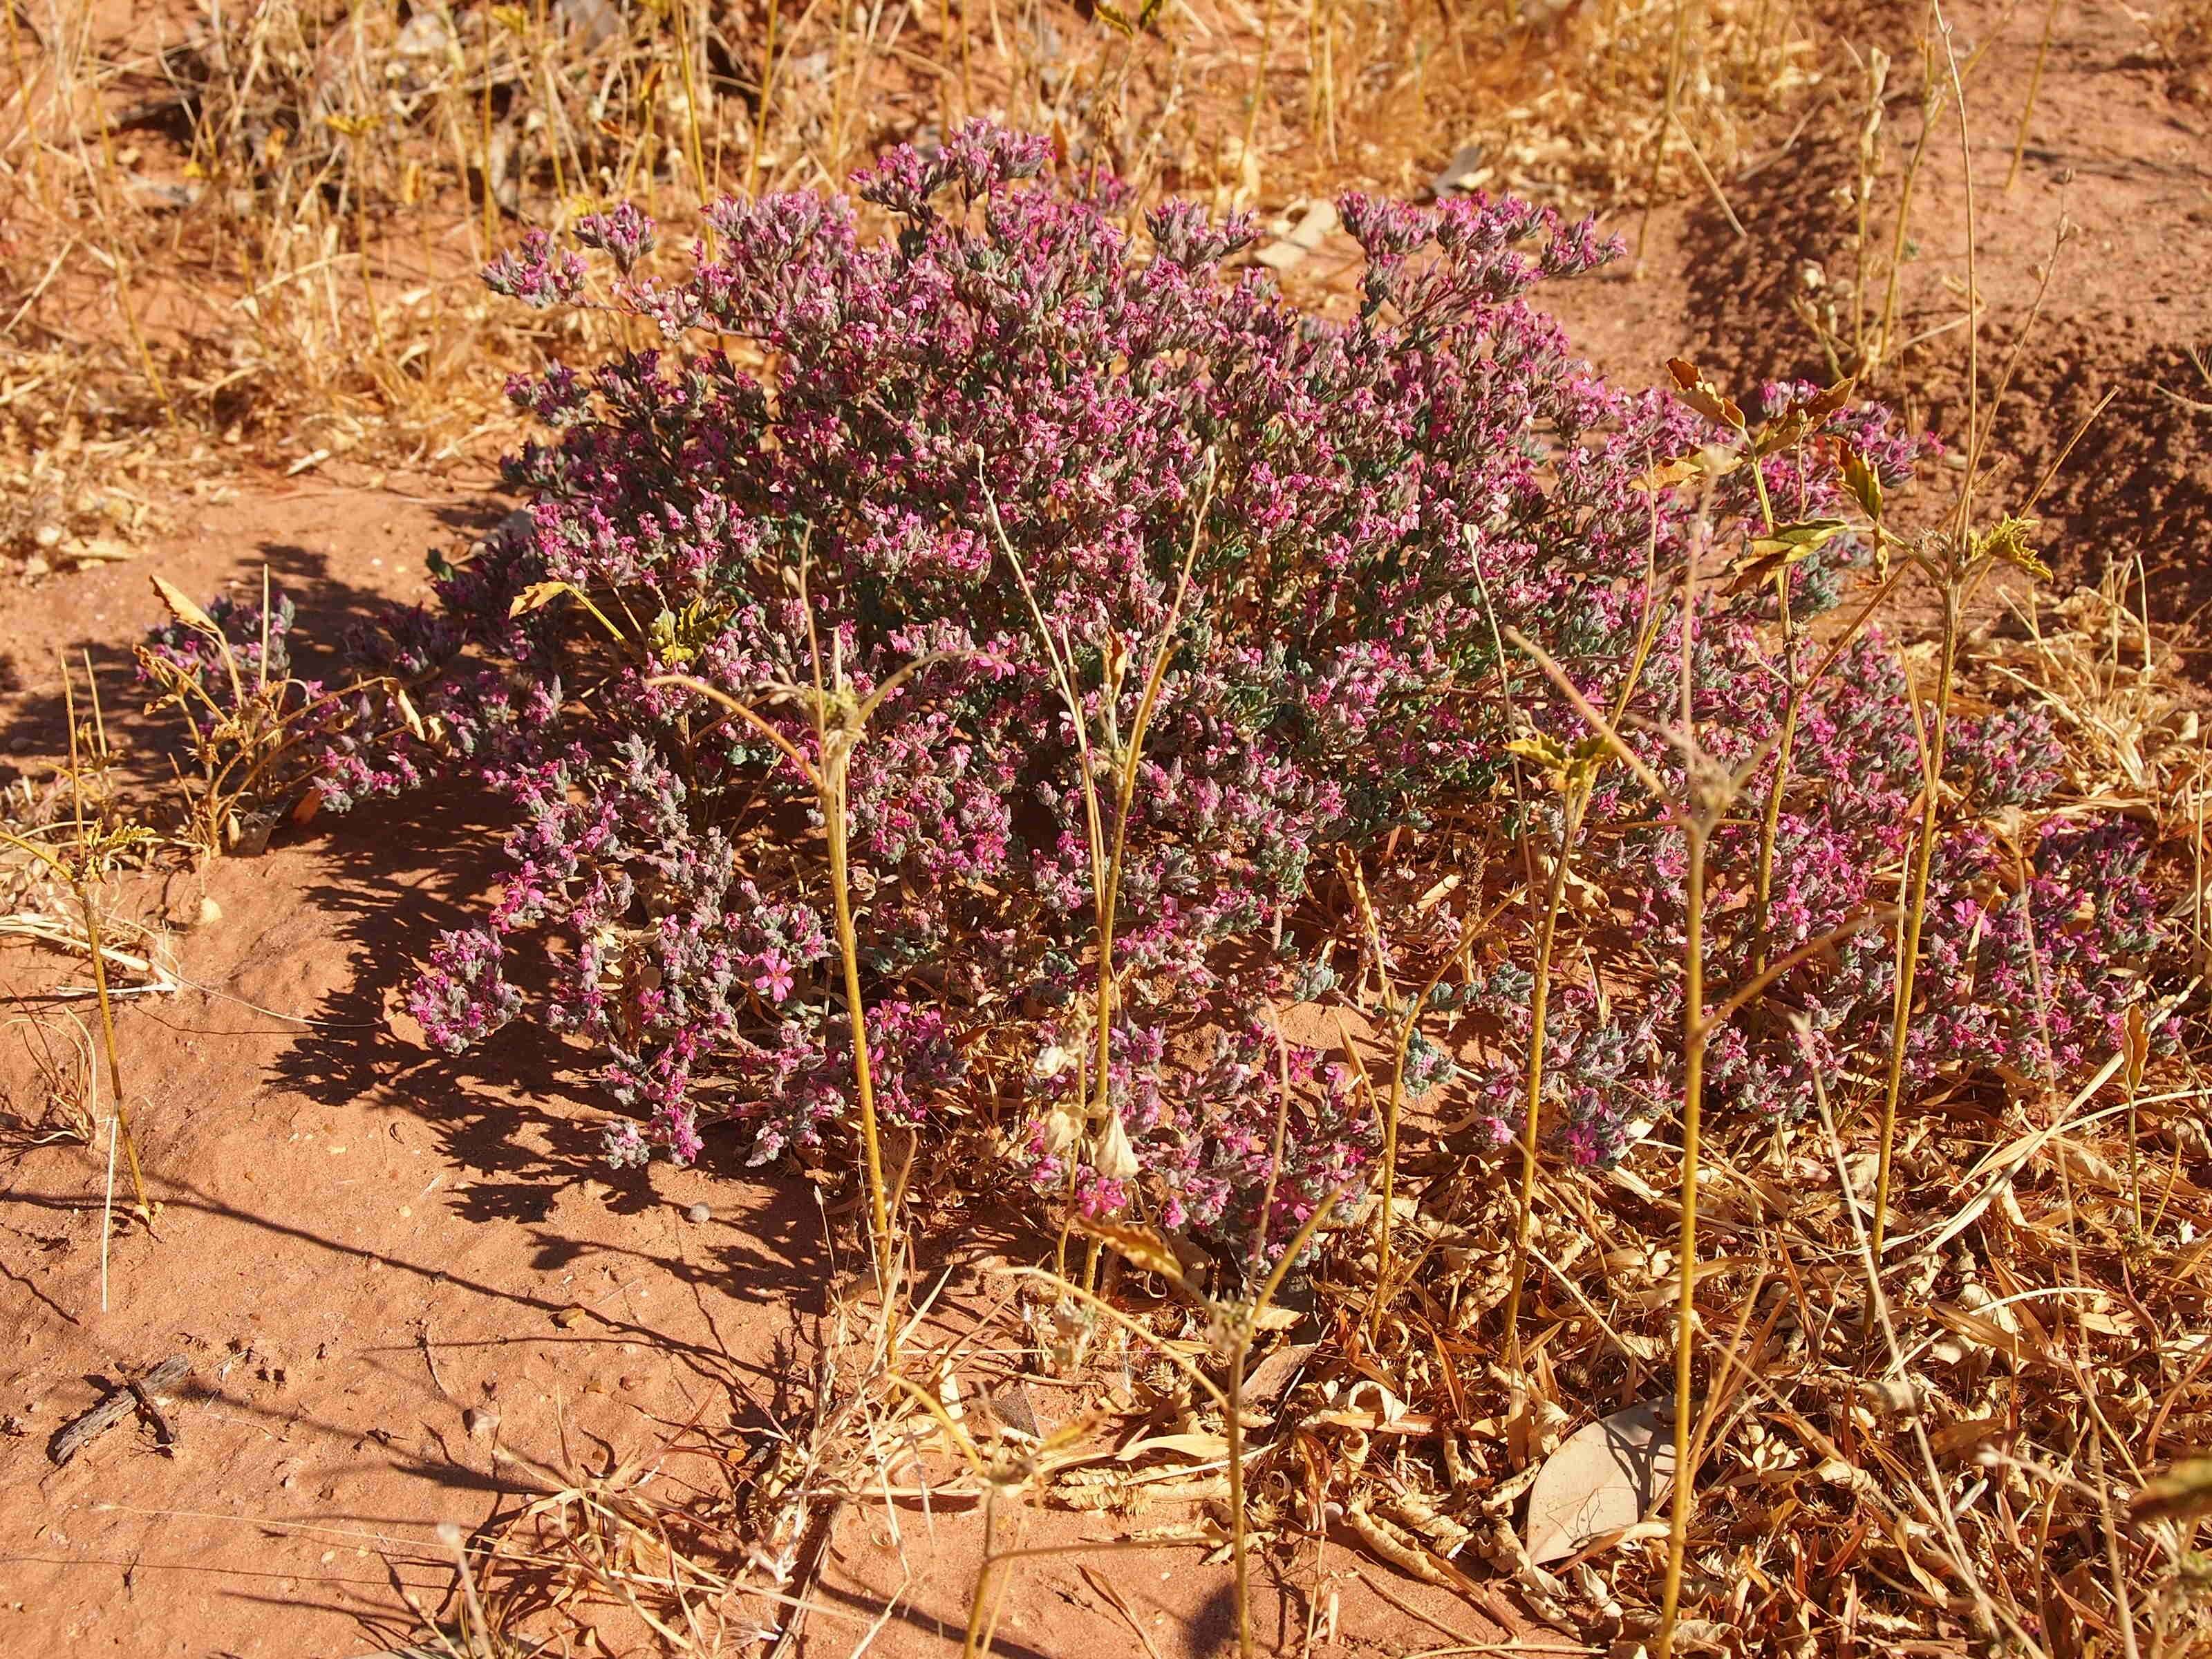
[393,7,456,57]
[464,1406,499,1440]
[6,735,30,755]
[686,1202,711,1225]
[477,506,535,556]
[556,0,621,47]
[1287,198,1339,246]
[1255,200,1340,273]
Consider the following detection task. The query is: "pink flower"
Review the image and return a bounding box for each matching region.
[753,953,795,1003]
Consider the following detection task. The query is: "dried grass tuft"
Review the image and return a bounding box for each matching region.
[3,0,1833,505]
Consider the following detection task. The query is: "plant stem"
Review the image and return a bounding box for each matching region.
[1226,1335,1253,1659]
[1638,0,1691,270]
[58,663,151,1226]
[825,776,894,1295]
[745,0,780,198]
[1656,815,1709,1658]
[1871,579,1956,1262]
[3,0,42,212]
[1849,48,1888,370]
[673,0,710,202]
[1368,894,1495,1340]
[1239,0,1277,197]
[1749,577,1799,976]
[79,882,151,1226]
[2005,0,2059,191]
[1659,516,1711,1659]
[1501,788,1584,1372]
[90,62,175,426]
[1874,37,1943,373]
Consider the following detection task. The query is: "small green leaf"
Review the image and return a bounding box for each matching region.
[1506,733,1573,774]
[1749,518,1850,560]
[1507,733,1607,790]
[1974,515,2050,582]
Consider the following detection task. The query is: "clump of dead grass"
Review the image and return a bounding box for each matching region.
[2,0,1837,513]
[1425,0,1818,214]
[2150,0,2212,106]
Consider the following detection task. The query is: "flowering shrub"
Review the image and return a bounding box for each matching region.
[135,581,429,850]
[212,122,2155,1244]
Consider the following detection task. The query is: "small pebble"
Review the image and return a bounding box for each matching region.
[686,1202,711,1225]
[464,1406,499,1440]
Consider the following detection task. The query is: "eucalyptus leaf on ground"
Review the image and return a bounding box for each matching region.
[1523,1397,1677,1565]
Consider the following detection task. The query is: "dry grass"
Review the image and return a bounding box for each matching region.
[2152,0,2212,106]
[2,0,1825,530]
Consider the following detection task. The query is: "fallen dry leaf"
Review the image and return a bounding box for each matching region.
[1524,1397,1677,1564]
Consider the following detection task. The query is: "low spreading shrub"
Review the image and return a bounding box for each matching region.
[155,124,2160,1248]
[135,577,425,853]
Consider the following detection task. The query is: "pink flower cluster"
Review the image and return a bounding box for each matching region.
[203,122,2160,1247]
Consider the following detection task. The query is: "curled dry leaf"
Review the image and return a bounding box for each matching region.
[1666,356,1745,429]
[1115,1428,1230,1463]
[2130,1456,2212,1526]
[1073,1215,1185,1286]
[1092,1111,1141,1181]
[1241,1342,1316,1405]
[150,573,219,634]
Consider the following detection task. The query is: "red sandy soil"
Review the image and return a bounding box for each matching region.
[3,1,2209,1654]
